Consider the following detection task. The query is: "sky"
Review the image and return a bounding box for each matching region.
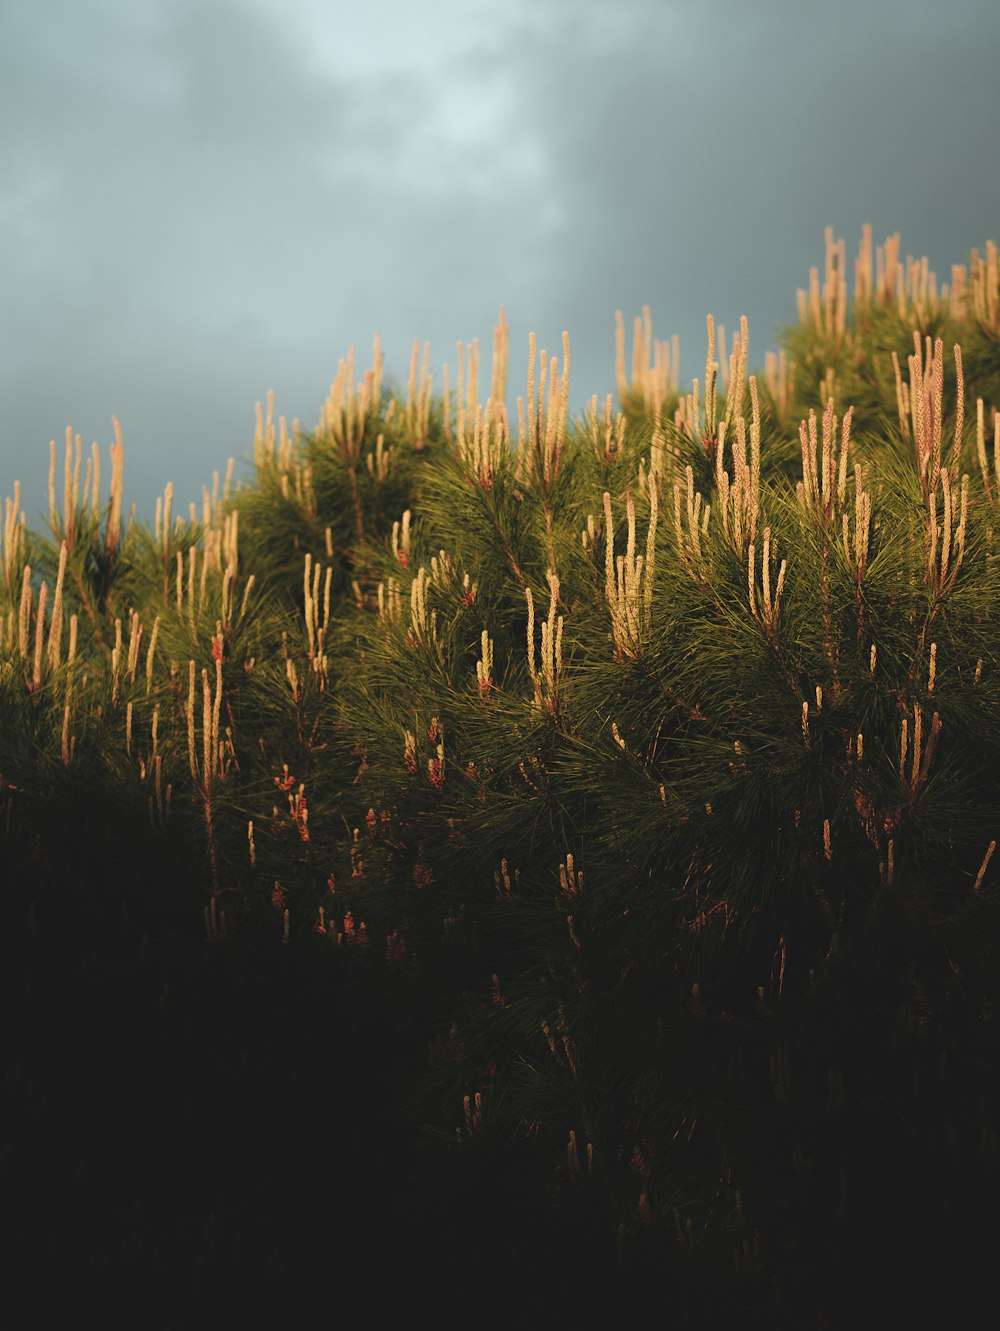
[2,0,998,526]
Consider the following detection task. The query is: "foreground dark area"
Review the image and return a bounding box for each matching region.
[4,851,639,1323]
[5,834,997,1327]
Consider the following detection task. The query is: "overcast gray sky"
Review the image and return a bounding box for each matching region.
[3,0,998,524]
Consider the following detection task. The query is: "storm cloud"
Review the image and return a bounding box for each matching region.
[2,0,998,520]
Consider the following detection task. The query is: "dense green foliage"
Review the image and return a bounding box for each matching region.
[4,228,1000,1322]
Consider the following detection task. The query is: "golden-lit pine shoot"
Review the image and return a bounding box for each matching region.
[974,840,997,893]
[615,305,678,422]
[746,527,787,632]
[588,394,626,465]
[975,398,1000,505]
[797,399,853,522]
[2,481,25,601]
[526,572,563,714]
[604,487,657,658]
[476,629,494,699]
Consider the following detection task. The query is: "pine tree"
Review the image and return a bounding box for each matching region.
[2,227,998,1321]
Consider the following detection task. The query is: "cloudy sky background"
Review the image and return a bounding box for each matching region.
[3,0,998,524]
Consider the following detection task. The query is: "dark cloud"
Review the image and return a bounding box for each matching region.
[1,0,998,521]
[493,0,1000,395]
[0,0,557,515]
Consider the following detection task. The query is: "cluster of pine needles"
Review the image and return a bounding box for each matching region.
[3,226,1000,1324]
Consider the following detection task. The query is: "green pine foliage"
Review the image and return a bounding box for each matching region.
[3,227,1000,1320]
